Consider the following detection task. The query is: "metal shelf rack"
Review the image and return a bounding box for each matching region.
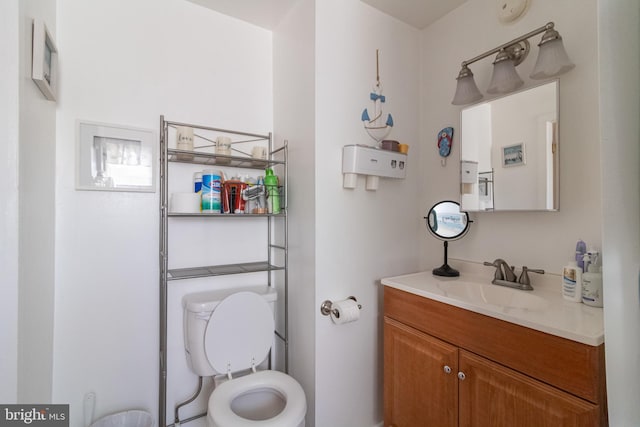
[158,116,288,427]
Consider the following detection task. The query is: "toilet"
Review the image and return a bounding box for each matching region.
[182,286,306,427]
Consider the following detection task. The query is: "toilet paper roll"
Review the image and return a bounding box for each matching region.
[170,192,201,213]
[330,299,360,325]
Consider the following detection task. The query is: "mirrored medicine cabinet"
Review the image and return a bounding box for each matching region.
[460,80,559,212]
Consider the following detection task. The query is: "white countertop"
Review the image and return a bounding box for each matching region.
[381,263,604,346]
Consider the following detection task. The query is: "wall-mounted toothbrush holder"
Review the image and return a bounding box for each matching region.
[320,296,362,324]
[342,145,407,190]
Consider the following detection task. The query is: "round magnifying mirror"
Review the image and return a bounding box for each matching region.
[425,200,471,277]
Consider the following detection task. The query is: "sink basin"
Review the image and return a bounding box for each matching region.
[437,281,549,311]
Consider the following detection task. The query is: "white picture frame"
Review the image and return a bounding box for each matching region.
[76,120,156,192]
[31,19,58,101]
[502,143,526,167]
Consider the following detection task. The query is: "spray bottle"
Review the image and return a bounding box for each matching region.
[582,250,603,307]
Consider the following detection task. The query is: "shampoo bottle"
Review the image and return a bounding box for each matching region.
[562,260,582,302]
[582,252,603,307]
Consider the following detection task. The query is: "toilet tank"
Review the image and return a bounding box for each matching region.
[182,285,278,377]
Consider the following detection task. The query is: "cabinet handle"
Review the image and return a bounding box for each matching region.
[457,371,466,381]
[443,365,452,374]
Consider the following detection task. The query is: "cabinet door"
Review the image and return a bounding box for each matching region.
[459,350,600,427]
[384,317,458,427]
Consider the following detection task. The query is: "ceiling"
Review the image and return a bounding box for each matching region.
[360,0,468,29]
[187,0,467,30]
[186,0,299,30]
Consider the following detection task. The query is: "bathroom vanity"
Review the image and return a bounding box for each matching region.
[381,268,607,427]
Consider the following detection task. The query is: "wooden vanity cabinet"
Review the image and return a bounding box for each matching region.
[384,318,458,427]
[383,287,608,427]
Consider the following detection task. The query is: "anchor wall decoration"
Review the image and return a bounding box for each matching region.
[361,49,394,144]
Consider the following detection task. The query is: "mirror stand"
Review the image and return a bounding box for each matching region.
[433,241,460,277]
[426,200,471,278]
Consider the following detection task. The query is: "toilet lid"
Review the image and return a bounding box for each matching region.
[205,291,274,375]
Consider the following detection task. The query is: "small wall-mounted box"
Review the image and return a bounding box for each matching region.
[342,144,407,190]
[461,160,478,184]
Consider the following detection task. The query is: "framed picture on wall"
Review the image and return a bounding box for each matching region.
[31,19,58,101]
[76,120,156,192]
[501,143,526,167]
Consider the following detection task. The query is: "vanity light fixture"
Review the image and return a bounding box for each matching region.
[452,22,574,105]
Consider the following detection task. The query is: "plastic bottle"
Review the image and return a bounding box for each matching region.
[193,172,202,194]
[264,168,280,214]
[255,176,267,214]
[243,176,257,214]
[575,239,587,271]
[582,252,603,307]
[201,170,221,213]
[562,260,582,302]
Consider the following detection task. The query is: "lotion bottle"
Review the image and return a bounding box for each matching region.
[582,252,603,307]
[562,260,582,302]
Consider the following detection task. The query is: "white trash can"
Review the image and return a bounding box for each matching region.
[90,410,153,427]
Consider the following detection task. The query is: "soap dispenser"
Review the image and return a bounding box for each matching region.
[582,251,603,307]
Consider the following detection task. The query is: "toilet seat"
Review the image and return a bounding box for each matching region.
[209,370,306,427]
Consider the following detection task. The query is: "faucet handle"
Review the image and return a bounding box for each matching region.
[518,266,545,285]
[483,260,504,280]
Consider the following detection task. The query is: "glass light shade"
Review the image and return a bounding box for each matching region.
[487,57,524,94]
[451,67,483,105]
[530,37,575,79]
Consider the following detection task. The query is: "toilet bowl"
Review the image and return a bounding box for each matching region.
[182,286,307,427]
[208,370,306,427]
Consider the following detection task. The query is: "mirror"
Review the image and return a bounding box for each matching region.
[425,201,470,277]
[460,81,559,211]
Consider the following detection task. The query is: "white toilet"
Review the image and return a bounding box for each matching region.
[182,286,306,427]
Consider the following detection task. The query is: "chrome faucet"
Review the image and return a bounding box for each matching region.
[483,259,544,291]
[484,259,517,282]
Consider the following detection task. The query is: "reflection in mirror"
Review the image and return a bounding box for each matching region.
[425,201,470,277]
[460,81,559,211]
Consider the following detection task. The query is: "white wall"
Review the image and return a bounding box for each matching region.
[0,0,20,404]
[314,1,421,425]
[53,1,272,425]
[273,0,317,423]
[18,0,57,403]
[419,0,601,274]
[598,0,640,424]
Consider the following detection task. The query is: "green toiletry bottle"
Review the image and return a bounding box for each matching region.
[264,168,280,214]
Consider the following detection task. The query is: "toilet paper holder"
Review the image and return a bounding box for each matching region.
[320,296,362,318]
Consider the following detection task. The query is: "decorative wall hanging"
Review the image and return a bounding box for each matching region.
[502,142,526,167]
[437,127,454,166]
[76,120,156,192]
[31,19,58,101]
[361,49,394,145]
